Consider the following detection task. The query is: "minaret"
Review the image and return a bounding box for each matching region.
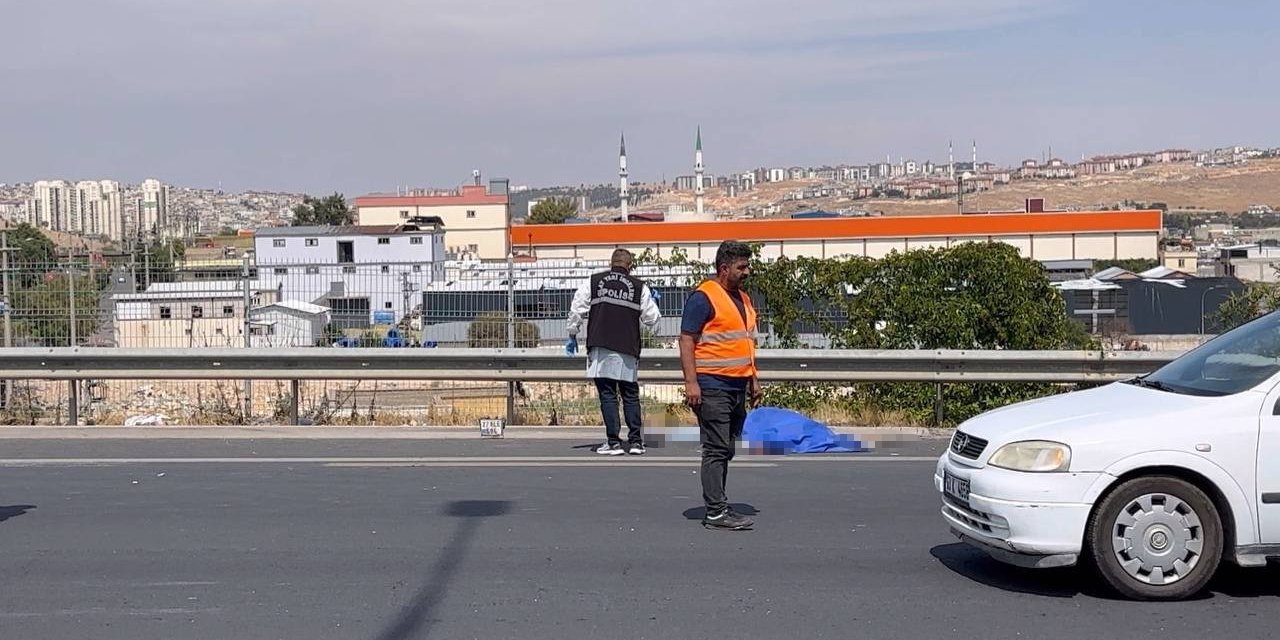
[972,140,978,169]
[619,133,629,222]
[694,126,705,217]
[949,140,955,179]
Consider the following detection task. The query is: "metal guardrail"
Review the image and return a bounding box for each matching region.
[0,347,1179,382]
[0,347,1182,425]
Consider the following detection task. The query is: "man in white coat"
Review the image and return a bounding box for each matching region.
[566,248,662,455]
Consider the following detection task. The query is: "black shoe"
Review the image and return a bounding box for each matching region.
[703,508,753,530]
[627,443,646,455]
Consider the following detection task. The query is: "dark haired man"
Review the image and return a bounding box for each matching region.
[679,240,762,530]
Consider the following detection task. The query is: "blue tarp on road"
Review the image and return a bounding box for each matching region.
[742,407,867,454]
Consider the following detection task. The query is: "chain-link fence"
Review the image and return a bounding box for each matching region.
[0,255,743,425]
[0,255,843,349]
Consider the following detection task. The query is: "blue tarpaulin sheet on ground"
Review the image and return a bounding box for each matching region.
[743,407,867,454]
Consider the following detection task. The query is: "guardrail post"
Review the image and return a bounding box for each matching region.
[290,379,300,425]
[68,379,79,426]
[933,383,945,426]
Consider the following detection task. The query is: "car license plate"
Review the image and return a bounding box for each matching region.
[944,471,970,502]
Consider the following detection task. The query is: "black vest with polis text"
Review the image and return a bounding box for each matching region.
[586,268,645,357]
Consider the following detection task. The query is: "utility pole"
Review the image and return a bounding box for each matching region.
[242,253,253,422]
[506,252,516,425]
[1,229,11,349]
[68,259,77,347]
[401,271,411,320]
[129,239,137,292]
[67,256,78,425]
[1,228,13,409]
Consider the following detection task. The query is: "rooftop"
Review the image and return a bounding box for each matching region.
[146,280,273,293]
[113,290,250,302]
[355,185,508,208]
[255,222,443,238]
[511,210,1163,247]
[254,300,330,315]
[112,279,278,302]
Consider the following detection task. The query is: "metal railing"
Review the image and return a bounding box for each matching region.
[0,347,1180,425]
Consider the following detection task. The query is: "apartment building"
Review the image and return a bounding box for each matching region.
[136,178,170,239]
[253,223,446,327]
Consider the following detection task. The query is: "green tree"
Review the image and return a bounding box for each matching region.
[291,193,353,226]
[527,197,577,225]
[5,223,57,265]
[128,239,186,282]
[1213,285,1280,332]
[3,223,58,288]
[10,272,103,347]
[646,241,1094,425]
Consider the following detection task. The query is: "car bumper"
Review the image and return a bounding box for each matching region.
[936,455,1104,569]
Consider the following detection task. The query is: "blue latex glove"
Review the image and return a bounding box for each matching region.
[565,336,578,355]
[650,289,661,301]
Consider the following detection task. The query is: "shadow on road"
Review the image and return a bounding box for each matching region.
[930,543,1094,599]
[374,500,512,640]
[930,543,1280,601]
[682,504,759,520]
[0,505,36,523]
[1208,563,1280,598]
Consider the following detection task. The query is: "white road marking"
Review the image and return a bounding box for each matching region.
[0,455,938,467]
[324,461,778,468]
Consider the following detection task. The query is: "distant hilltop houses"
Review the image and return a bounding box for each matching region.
[717,146,1272,200]
[1,143,1276,247]
[0,179,302,244]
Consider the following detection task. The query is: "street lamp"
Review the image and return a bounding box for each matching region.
[1200,284,1231,335]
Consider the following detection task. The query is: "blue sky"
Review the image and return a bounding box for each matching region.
[0,0,1275,195]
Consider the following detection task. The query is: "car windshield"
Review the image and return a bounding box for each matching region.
[1137,310,1280,396]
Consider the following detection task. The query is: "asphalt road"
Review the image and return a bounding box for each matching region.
[2,438,1279,640]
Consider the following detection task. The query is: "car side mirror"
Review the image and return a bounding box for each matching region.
[1273,397,1280,416]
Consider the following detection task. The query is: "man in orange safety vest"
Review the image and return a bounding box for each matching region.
[679,240,762,531]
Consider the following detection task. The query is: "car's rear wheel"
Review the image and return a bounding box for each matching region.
[1086,475,1222,601]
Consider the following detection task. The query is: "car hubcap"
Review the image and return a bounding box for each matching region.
[1111,493,1204,585]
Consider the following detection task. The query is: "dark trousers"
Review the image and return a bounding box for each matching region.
[595,378,643,446]
[698,388,748,514]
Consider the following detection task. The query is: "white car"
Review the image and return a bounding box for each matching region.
[937,310,1280,600]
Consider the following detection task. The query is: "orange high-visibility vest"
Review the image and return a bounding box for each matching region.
[693,280,757,378]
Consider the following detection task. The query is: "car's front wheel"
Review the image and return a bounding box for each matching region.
[1086,475,1223,601]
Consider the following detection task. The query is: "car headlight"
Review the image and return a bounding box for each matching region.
[988,440,1071,472]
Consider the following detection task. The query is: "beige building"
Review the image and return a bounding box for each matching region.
[354,182,510,260]
[112,281,281,348]
[1161,247,1199,272]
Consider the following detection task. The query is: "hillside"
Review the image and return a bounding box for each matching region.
[607,159,1280,219]
[871,159,1280,216]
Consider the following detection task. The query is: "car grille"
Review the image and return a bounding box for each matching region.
[950,431,988,459]
[941,494,1009,537]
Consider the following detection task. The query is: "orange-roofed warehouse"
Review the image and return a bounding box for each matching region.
[510,209,1162,262]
